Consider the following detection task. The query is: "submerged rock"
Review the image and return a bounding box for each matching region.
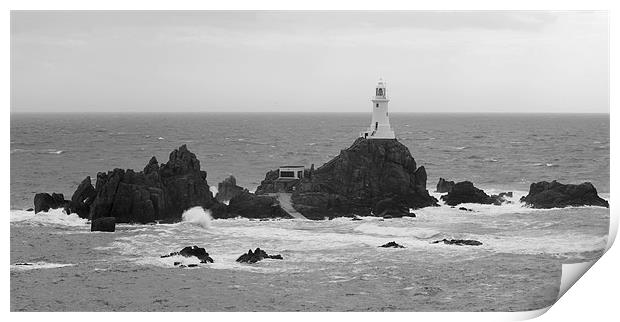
[161,246,214,263]
[34,192,68,213]
[440,181,509,206]
[379,241,405,248]
[436,178,455,193]
[520,180,608,208]
[267,138,437,219]
[236,248,283,264]
[215,175,247,202]
[91,217,116,232]
[432,239,482,246]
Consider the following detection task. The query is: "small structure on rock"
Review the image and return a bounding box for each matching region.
[278,166,305,180]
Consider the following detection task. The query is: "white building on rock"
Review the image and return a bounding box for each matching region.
[360,78,395,139]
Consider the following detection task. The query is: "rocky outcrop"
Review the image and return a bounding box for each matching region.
[65,176,97,219]
[379,241,405,248]
[213,191,292,219]
[34,192,68,213]
[88,145,218,223]
[215,175,247,202]
[520,180,609,208]
[236,248,283,264]
[432,239,482,246]
[436,178,455,193]
[440,181,510,206]
[161,246,214,263]
[91,217,116,232]
[268,138,437,219]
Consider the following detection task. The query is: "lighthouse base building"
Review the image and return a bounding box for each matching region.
[360,78,395,139]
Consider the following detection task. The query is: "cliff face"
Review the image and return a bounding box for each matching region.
[89,145,217,223]
[286,138,437,219]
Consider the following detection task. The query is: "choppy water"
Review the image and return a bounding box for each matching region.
[10,113,610,311]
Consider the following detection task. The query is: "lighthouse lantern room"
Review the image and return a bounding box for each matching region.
[360,78,396,139]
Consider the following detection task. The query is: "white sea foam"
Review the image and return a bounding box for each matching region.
[181,207,212,229]
[209,185,218,196]
[11,262,75,271]
[10,208,88,227]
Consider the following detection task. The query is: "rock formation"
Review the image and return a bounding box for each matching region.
[258,138,437,219]
[432,239,482,246]
[161,246,214,263]
[33,192,68,213]
[65,176,97,219]
[440,181,510,206]
[379,241,405,248]
[520,180,609,208]
[212,191,292,219]
[236,248,283,264]
[436,178,455,193]
[91,217,116,232]
[215,175,247,202]
[88,145,218,223]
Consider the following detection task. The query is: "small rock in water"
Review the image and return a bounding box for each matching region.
[173,262,181,266]
[458,207,473,212]
[351,216,363,221]
[236,248,283,264]
[161,246,214,263]
[432,239,482,246]
[25,208,34,212]
[15,263,33,266]
[379,241,405,248]
[187,264,198,268]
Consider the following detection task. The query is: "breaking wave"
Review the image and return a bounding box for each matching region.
[10,208,88,227]
[181,207,213,229]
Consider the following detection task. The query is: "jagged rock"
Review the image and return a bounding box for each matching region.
[215,191,292,219]
[440,181,508,206]
[432,239,482,246]
[91,217,116,232]
[436,178,455,193]
[161,246,214,263]
[34,192,68,213]
[270,138,437,219]
[88,145,217,223]
[379,241,405,248]
[215,175,247,202]
[236,248,283,264]
[64,176,97,219]
[520,180,609,208]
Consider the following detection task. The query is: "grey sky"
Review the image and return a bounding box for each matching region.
[11,11,608,113]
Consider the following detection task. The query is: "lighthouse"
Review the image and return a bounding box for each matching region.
[360,78,395,139]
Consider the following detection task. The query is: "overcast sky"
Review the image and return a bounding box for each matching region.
[11,11,608,113]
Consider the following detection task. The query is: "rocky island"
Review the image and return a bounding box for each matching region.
[255,137,438,219]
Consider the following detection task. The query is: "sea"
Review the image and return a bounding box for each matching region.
[10,113,610,311]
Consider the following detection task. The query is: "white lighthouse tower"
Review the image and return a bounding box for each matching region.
[361,78,395,139]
